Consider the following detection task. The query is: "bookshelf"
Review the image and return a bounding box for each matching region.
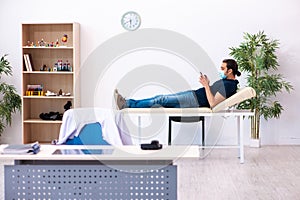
[22,23,80,144]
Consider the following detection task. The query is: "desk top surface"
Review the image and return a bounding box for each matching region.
[0,145,200,161]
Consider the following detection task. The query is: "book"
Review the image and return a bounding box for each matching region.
[1,141,40,154]
[25,54,33,71]
[23,54,30,71]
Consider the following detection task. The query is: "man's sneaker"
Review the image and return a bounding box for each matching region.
[114,89,126,110]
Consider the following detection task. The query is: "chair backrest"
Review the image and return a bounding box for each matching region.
[65,122,110,145]
[212,87,256,112]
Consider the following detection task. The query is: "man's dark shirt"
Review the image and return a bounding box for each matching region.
[193,79,239,107]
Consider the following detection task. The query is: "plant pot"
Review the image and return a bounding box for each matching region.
[249,138,261,148]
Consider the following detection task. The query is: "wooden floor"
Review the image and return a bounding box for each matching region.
[176,146,300,200]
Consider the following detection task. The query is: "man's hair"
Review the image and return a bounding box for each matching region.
[223,59,241,76]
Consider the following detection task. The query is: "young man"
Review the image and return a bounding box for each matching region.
[115,59,241,109]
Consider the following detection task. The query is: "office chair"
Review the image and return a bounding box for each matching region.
[65,122,110,145]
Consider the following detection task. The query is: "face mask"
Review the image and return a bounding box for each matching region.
[218,70,227,79]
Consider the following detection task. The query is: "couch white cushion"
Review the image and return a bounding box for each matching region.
[212,87,256,112]
[121,107,212,114]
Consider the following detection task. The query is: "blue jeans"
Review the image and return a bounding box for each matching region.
[126,90,199,108]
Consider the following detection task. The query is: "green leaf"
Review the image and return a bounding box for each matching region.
[229,31,293,121]
[0,54,21,136]
[0,54,13,77]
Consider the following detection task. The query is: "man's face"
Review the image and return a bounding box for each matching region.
[220,62,232,76]
[220,62,228,73]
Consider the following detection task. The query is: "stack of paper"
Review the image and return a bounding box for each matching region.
[1,142,40,154]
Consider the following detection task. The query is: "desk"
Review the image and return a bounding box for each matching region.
[0,145,199,200]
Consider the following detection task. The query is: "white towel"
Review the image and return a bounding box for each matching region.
[57,108,132,145]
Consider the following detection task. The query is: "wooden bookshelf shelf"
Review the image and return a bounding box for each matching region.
[22,22,80,144]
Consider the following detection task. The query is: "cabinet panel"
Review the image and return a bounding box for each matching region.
[23,123,61,144]
[22,24,73,47]
[23,73,74,96]
[23,98,73,120]
[23,48,73,71]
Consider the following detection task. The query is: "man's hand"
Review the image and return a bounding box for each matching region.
[199,73,210,87]
[198,73,225,108]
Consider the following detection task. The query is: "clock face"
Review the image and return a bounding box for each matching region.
[121,11,141,31]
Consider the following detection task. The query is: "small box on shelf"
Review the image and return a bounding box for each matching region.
[25,84,44,96]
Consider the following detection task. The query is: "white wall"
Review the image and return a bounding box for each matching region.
[0,0,299,145]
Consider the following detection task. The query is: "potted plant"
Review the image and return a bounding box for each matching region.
[0,54,21,136]
[229,31,293,146]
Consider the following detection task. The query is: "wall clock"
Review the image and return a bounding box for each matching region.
[121,11,141,31]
